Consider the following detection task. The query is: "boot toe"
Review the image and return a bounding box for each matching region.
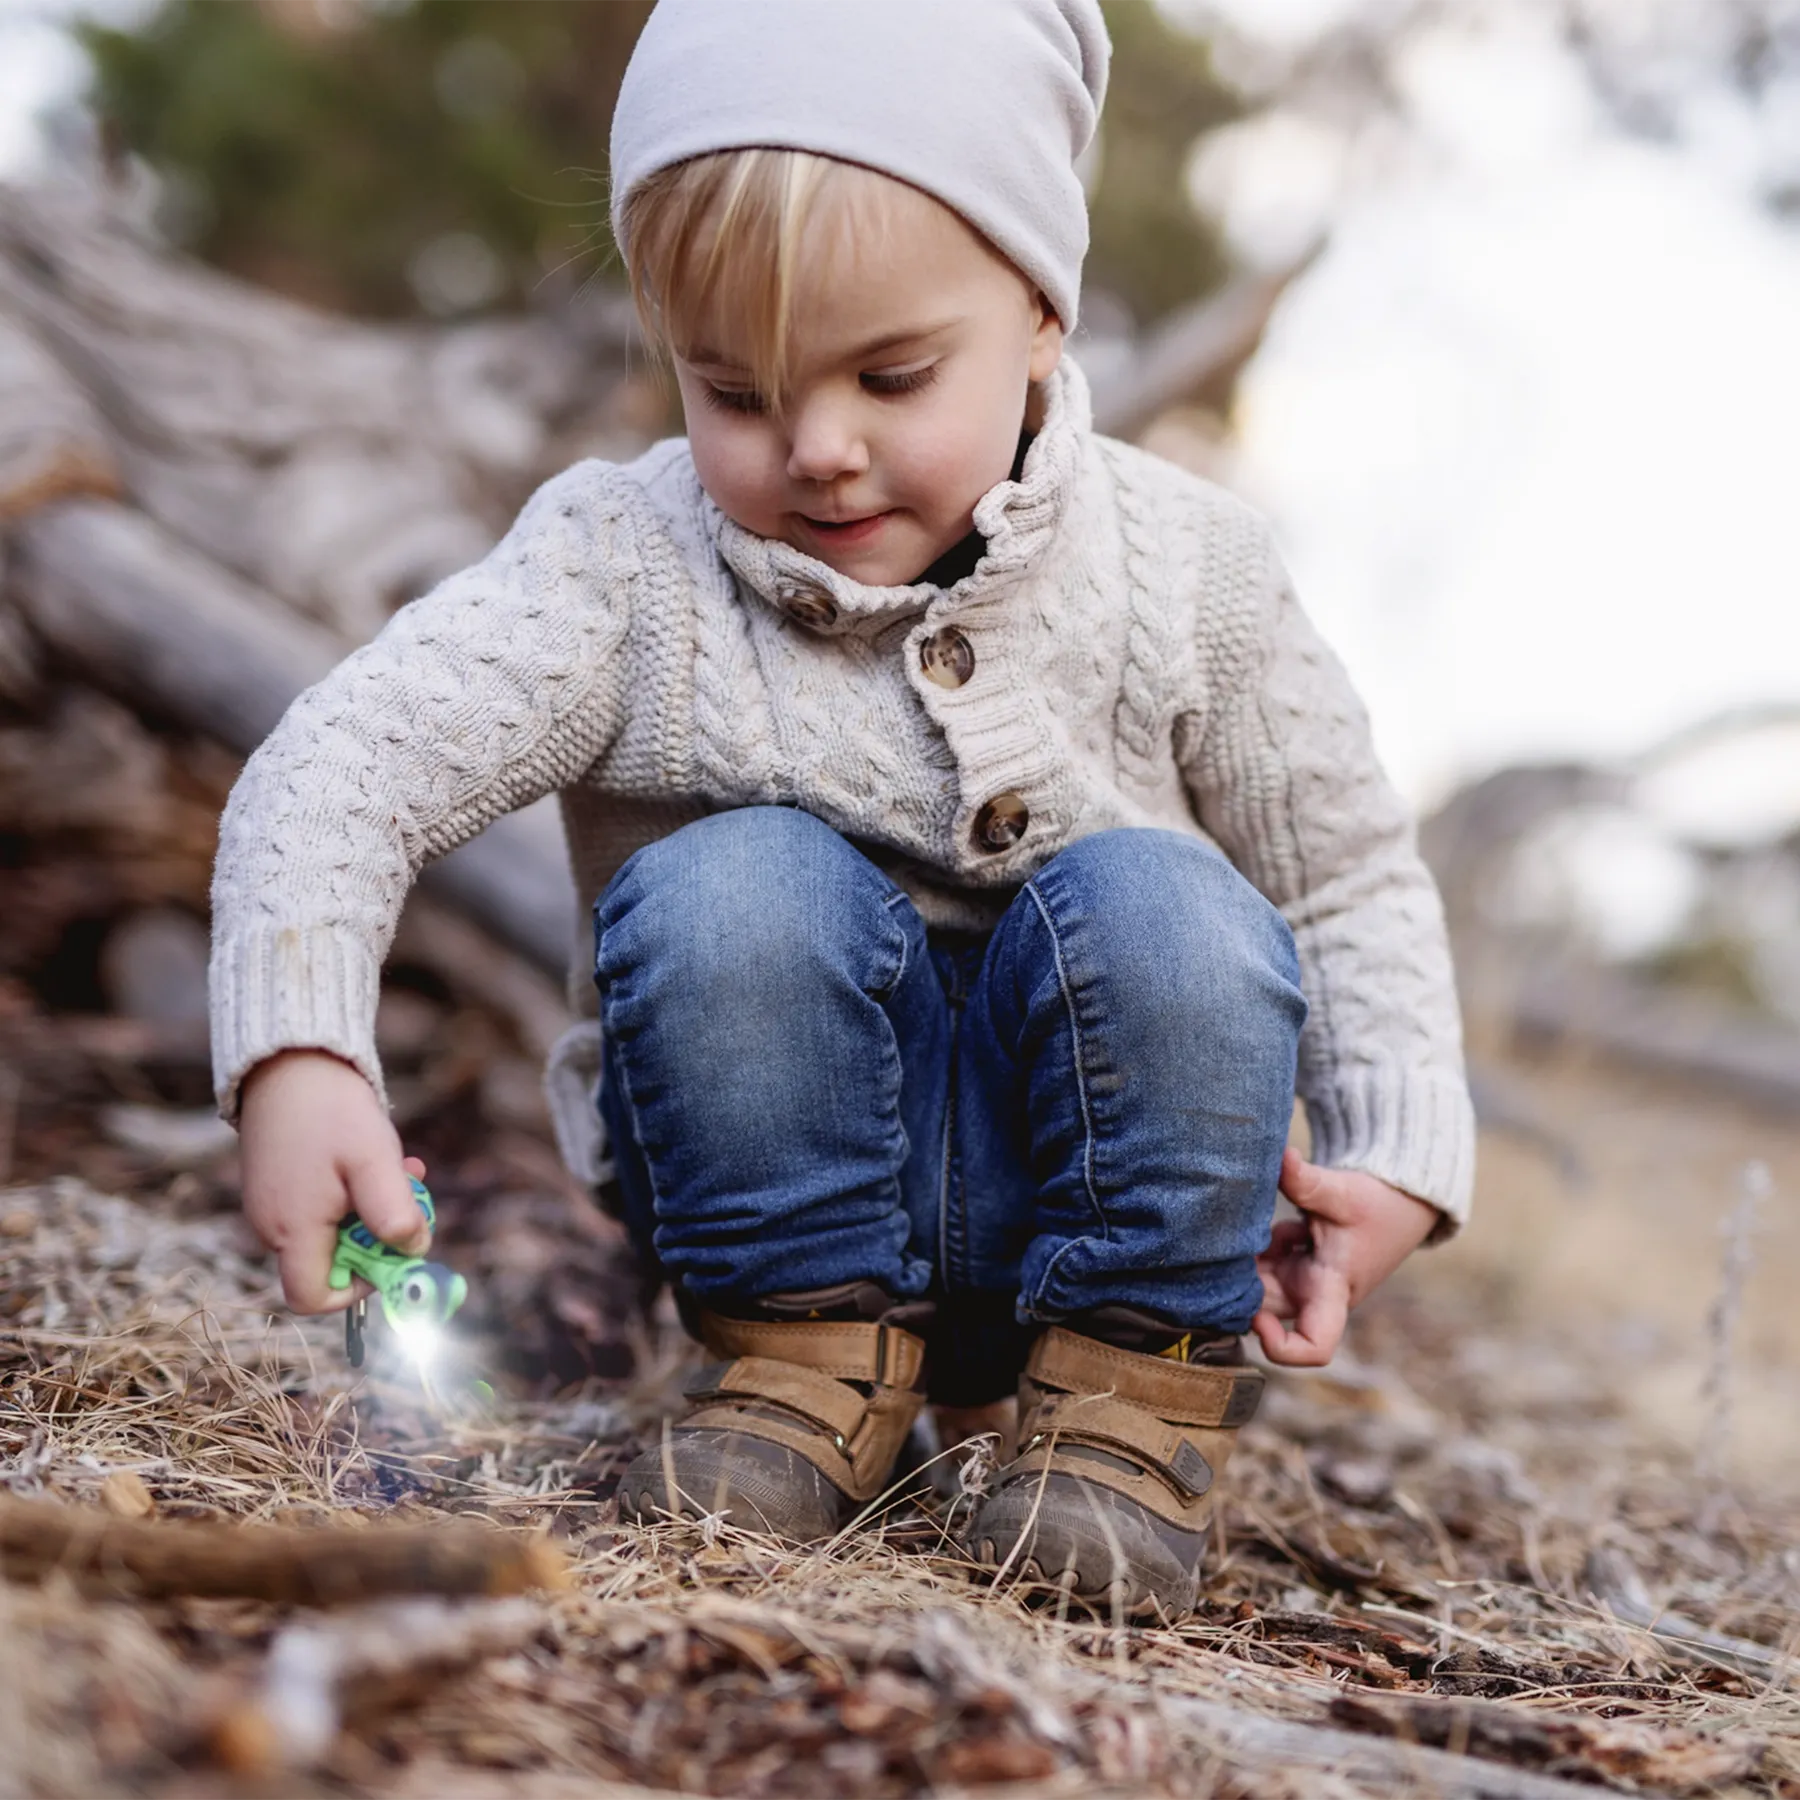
[618,1428,851,1543]
[970,1472,1201,1620]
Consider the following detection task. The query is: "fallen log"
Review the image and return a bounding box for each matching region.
[1330,1690,1763,1795]
[390,893,573,1064]
[0,1493,568,1605]
[14,497,340,750]
[0,181,631,639]
[0,307,120,520]
[13,497,579,976]
[1164,1698,1678,1800]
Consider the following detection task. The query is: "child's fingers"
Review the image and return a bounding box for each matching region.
[1251,1307,1287,1359]
[343,1151,431,1255]
[1277,1149,1362,1227]
[1255,1219,1314,1316]
[401,1155,428,1180]
[1262,1219,1313,1261]
[1251,1280,1348,1367]
[276,1221,358,1316]
[1255,1265,1293,1318]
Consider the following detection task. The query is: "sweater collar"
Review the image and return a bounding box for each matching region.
[711,358,1090,634]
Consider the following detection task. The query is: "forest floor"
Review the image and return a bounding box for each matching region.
[2,1019,1797,1798]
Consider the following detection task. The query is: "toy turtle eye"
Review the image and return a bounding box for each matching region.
[404,1275,428,1305]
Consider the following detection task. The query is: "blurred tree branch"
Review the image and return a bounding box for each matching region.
[77,0,1251,331]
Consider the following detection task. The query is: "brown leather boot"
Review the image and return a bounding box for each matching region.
[967,1313,1263,1621]
[617,1282,929,1543]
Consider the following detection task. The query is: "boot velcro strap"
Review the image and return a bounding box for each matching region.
[1024,1391,1215,1500]
[683,1357,867,1444]
[699,1315,926,1389]
[680,1370,924,1502]
[1028,1327,1263,1428]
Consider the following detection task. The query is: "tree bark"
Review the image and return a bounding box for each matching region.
[0,1493,568,1605]
[13,497,579,976]
[1088,250,1322,441]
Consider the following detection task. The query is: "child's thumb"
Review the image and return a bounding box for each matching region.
[343,1152,431,1255]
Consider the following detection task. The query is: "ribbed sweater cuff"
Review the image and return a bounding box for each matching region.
[210,924,387,1122]
[1305,1066,1476,1237]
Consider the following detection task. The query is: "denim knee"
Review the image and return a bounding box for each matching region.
[591,806,941,1304]
[594,806,915,1121]
[971,829,1306,1333]
[1021,828,1304,1045]
[596,806,901,982]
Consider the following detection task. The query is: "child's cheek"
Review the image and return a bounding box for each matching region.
[689,417,782,534]
[902,395,1019,525]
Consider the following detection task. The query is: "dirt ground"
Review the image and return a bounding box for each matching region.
[1436,1044,1800,1489]
[1,1034,1796,1798]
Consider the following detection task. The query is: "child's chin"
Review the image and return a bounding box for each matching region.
[807,538,921,587]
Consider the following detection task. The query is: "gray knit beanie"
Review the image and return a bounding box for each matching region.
[608,0,1111,330]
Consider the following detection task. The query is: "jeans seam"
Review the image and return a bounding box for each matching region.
[593,940,668,1230]
[1024,1234,1089,1319]
[1024,878,1109,1241]
[938,996,967,1286]
[879,889,911,993]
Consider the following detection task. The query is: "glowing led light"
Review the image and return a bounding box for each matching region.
[390,1314,446,1377]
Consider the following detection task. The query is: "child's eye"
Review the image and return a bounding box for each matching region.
[862,364,940,398]
[702,383,767,415]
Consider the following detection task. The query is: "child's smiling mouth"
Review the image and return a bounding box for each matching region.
[800,510,895,545]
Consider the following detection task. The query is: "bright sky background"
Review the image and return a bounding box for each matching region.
[1183,1,1800,812]
[3,0,1796,822]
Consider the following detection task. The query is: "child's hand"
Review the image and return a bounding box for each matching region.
[237,1049,431,1314]
[1252,1148,1440,1368]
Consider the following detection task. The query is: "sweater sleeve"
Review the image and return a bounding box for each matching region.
[208,464,638,1122]
[1177,530,1476,1230]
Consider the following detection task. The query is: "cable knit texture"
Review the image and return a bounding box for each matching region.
[210,361,1477,1226]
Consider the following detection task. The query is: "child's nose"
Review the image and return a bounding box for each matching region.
[785,396,870,485]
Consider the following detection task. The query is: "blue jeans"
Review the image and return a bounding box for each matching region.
[595,808,1305,1404]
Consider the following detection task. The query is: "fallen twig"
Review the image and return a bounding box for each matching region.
[211,1596,545,1773]
[0,1493,568,1605]
[1330,1690,1763,1795]
[1586,1547,1797,1687]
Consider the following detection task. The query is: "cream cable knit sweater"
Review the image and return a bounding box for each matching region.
[209,362,1477,1225]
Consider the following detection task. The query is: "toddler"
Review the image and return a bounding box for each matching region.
[212,0,1474,1622]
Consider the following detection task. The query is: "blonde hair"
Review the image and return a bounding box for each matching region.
[621,148,903,409]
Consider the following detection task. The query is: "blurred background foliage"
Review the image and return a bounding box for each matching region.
[78,0,1239,327]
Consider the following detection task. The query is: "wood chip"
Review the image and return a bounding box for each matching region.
[100,1471,156,1520]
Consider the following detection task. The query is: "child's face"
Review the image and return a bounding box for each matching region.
[673,182,1064,587]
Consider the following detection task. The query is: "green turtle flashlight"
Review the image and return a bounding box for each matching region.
[330,1175,468,1368]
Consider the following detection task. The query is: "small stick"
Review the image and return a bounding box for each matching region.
[0,1494,568,1605]
[1330,1691,1763,1795]
[1697,1159,1770,1489]
[211,1596,544,1773]
[1586,1547,1796,1687]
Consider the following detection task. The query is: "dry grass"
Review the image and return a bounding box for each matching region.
[1,1050,1798,1798]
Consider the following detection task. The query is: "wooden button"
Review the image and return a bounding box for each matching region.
[782,587,839,629]
[973,793,1028,853]
[920,626,975,689]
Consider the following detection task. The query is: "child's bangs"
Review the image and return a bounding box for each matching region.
[624,149,893,407]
